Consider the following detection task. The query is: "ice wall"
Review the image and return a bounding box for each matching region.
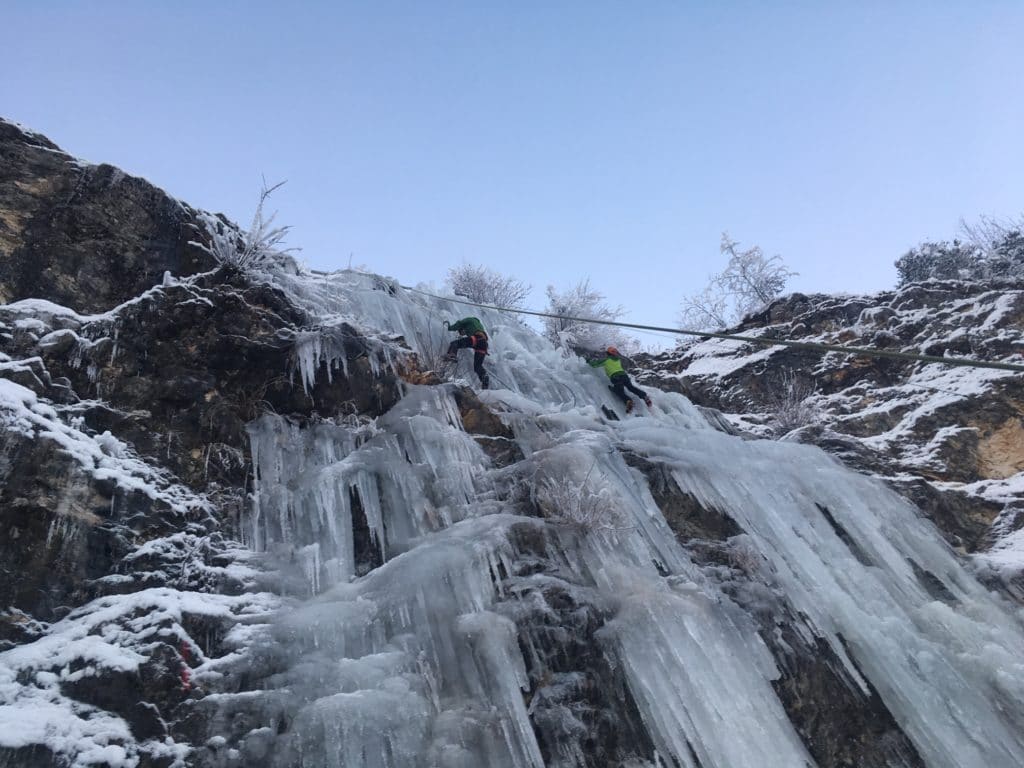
[240,267,1024,768]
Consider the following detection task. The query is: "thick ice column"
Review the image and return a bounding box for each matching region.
[603,576,814,768]
[618,420,1024,768]
[503,423,812,768]
[269,517,546,768]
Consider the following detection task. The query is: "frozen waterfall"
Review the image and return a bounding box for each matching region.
[232,268,1024,768]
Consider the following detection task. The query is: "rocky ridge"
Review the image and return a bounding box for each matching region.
[636,281,1024,595]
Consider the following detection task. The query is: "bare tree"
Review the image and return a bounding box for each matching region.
[679,233,796,331]
[958,213,1024,251]
[542,279,633,352]
[446,263,531,309]
[679,285,730,333]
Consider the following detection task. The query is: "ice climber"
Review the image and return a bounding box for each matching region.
[445,316,490,389]
[590,346,651,414]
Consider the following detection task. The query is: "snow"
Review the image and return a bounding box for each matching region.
[0,378,208,515]
[3,298,90,324]
[0,691,137,767]
[669,333,784,378]
[0,588,276,767]
[979,524,1024,571]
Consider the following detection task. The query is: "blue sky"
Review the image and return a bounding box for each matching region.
[4,2,1023,346]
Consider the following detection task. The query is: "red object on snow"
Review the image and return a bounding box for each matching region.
[179,641,192,691]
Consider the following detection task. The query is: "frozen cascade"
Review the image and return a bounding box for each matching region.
[247,385,489,585]
[264,516,548,768]
[505,419,815,767]
[235,266,1024,768]
[614,420,1024,768]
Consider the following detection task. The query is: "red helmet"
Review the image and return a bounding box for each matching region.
[607,346,619,356]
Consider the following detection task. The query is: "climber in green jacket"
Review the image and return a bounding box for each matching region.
[589,346,651,413]
[445,317,490,389]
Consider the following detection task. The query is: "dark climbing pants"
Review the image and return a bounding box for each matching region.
[448,335,490,389]
[609,371,645,403]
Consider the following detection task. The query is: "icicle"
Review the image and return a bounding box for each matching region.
[298,543,321,594]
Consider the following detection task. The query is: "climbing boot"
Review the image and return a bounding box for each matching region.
[625,399,634,414]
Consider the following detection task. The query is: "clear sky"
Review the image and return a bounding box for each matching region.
[4,1,1023,347]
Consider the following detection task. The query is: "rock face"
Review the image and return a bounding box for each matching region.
[637,282,1024,592]
[0,119,216,312]
[2,120,1024,768]
[0,120,407,767]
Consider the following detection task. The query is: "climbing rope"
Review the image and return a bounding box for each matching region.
[401,285,1024,374]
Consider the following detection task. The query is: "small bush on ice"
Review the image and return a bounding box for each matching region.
[411,321,455,375]
[727,536,765,575]
[533,469,631,532]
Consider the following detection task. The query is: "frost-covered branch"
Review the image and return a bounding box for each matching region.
[678,233,796,332]
[765,368,820,436]
[679,285,730,332]
[192,179,300,273]
[542,279,634,353]
[533,467,632,532]
[958,213,1024,252]
[446,263,531,310]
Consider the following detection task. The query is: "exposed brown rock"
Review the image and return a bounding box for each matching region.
[975,417,1024,479]
[450,385,523,467]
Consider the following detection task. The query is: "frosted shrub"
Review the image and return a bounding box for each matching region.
[193,180,298,273]
[895,214,1024,285]
[445,263,531,310]
[534,473,631,533]
[894,241,981,285]
[767,369,820,436]
[542,279,633,353]
[727,536,765,575]
[679,233,796,332]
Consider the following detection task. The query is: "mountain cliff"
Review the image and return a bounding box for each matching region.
[1,119,1023,768]
[636,281,1024,596]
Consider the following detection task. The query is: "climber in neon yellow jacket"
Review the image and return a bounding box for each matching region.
[589,346,651,413]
